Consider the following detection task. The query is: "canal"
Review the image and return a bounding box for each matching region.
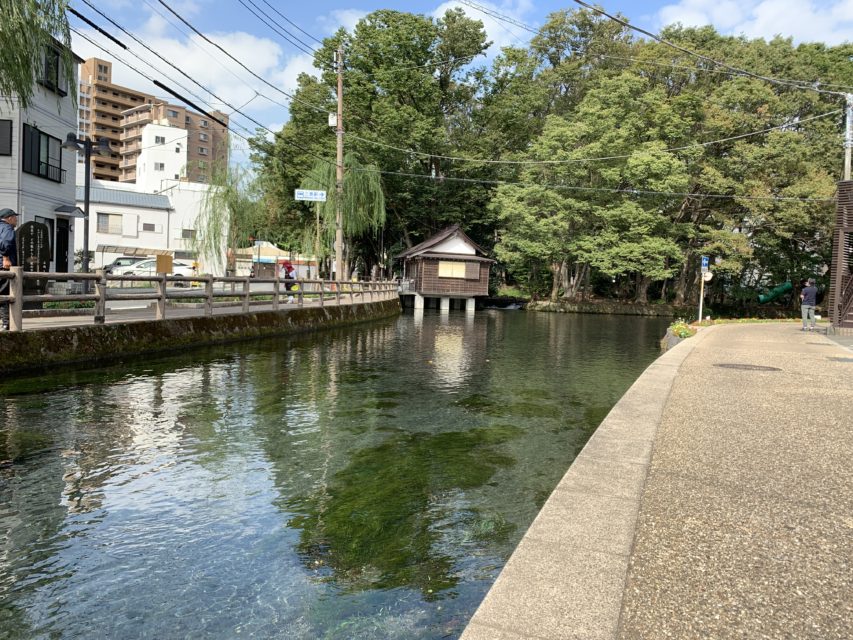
[0,310,669,639]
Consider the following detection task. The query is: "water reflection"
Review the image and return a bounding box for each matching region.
[0,310,668,639]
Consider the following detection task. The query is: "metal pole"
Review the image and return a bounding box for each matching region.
[698,275,705,323]
[83,140,91,276]
[335,45,344,282]
[844,94,853,181]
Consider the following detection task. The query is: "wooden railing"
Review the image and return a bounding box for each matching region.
[0,267,398,332]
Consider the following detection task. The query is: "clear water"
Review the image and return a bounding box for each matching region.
[0,310,668,639]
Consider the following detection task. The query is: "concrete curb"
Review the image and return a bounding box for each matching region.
[461,328,715,640]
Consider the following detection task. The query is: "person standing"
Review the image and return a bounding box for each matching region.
[0,208,19,331]
[800,278,818,331]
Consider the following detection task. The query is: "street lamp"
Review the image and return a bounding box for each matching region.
[62,133,111,276]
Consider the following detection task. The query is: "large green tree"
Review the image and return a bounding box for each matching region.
[0,0,75,107]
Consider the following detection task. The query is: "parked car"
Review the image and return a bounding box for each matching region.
[122,259,196,286]
[103,256,147,274]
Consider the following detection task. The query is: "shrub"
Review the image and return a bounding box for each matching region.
[669,318,696,339]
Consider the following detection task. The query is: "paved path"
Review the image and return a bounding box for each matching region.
[462,323,852,640]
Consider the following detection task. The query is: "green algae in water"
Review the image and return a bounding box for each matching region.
[285,427,521,600]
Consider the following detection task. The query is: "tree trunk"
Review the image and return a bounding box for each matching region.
[549,261,562,301]
[634,275,651,303]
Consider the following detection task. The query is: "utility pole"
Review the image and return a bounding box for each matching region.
[845,94,853,181]
[335,45,344,281]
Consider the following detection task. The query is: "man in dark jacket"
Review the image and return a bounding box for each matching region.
[800,277,818,331]
[0,208,18,331]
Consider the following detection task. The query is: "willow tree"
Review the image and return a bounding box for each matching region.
[193,161,262,275]
[0,0,75,107]
[300,152,385,278]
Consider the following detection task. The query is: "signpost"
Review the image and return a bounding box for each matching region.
[17,221,51,295]
[698,255,709,322]
[294,189,327,202]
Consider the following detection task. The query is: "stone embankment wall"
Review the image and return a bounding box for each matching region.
[0,300,401,375]
[528,300,694,316]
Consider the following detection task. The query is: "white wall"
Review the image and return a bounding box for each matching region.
[135,124,188,193]
[74,177,227,276]
[433,235,476,255]
[0,62,80,272]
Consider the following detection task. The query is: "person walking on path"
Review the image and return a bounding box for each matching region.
[0,208,19,331]
[800,278,818,331]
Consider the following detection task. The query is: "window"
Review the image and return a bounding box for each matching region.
[0,120,11,156]
[200,119,208,128]
[22,124,63,183]
[39,46,68,96]
[97,213,122,234]
[154,162,165,171]
[155,135,165,144]
[198,174,207,183]
[98,64,108,73]
[199,133,208,142]
[181,229,196,240]
[198,147,208,155]
[198,160,207,169]
[142,223,156,232]
[185,116,191,124]
[438,261,467,279]
[167,109,179,118]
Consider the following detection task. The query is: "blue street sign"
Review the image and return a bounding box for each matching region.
[701,255,709,272]
[294,189,327,202]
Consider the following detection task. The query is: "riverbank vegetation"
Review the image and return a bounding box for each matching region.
[248,7,844,310]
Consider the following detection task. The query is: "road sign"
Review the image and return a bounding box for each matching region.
[294,189,327,202]
[701,255,709,272]
[703,271,714,282]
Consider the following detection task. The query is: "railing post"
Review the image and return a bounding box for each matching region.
[273,275,280,311]
[243,277,250,313]
[9,267,24,332]
[156,275,166,320]
[336,281,342,306]
[298,281,304,307]
[320,281,324,307]
[205,275,214,316]
[94,269,106,324]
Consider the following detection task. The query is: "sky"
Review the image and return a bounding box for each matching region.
[67,0,853,159]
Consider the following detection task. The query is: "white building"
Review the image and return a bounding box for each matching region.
[133,123,188,193]
[0,45,83,272]
[74,177,226,275]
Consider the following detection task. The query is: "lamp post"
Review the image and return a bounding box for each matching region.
[62,134,111,277]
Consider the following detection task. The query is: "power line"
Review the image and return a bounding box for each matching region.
[258,0,324,46]
[235,0,318,57]
[345,109,842,165]
[156,0,327,114]
[351,167,836,203]
[568,0,846,97]
[71,25,337,183]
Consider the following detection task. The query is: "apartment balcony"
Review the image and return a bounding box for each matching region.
[119,128,144,143]
[93,164,121,180]
[120,141,141,154]
[122,111,153,126]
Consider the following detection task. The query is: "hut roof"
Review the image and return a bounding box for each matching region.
[396,224,491,260]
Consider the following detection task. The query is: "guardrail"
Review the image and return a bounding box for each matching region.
[0,267,398,332]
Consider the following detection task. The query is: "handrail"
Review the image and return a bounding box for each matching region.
[837,274,853,324]
[0,267,398,332]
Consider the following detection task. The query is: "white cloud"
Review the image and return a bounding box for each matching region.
[657,0,853,44]
[316,9,369,35]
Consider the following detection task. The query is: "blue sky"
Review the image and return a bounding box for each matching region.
[68,0,853,156]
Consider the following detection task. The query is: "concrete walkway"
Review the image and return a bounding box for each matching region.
[462,323,852,640]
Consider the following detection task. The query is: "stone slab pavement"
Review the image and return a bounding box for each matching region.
[462,323,852,640]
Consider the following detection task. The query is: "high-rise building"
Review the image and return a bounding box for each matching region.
[120,102,229,185]
[78,58,153,181]
[78,58,229,185]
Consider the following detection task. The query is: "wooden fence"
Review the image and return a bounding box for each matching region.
[0,267,398,332]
